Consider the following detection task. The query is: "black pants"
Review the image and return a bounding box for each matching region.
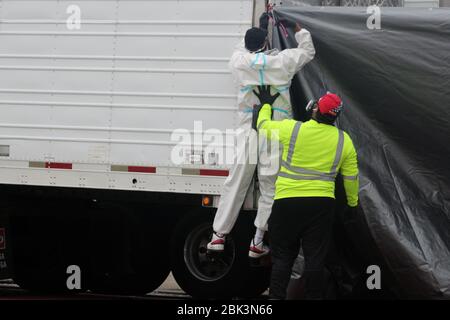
[268,197,335,300]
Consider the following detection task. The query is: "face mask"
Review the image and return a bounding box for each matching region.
[254,39,269,53]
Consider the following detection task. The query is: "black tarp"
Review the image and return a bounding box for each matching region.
[271,7,450,298]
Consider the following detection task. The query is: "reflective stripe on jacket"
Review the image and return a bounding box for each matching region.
[257,104,359,207]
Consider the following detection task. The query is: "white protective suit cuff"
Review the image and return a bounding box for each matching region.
[295,28,311,43]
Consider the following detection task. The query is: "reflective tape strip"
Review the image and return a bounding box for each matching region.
[275,86,290,93]
[182,168,229,176]
[111,165,129,172]
[29,161,73,169]
[250,53,260,68]
[240,85,253,93]
[199,169,229,177]
[342,174,358,180]
[330,130,344,174]
[282,124,344,181]
[47,162,72,169]
[271,107,289,115]
[286,122,302,164]
[111,165,156,173]
[241,107,253,113]
[259,69,264,85]
[29,161,46,168]
[257,119,267,130]
[128,166,156,173]
[258,54,267,85]
[278,171,335,182]
[281,160,334,179]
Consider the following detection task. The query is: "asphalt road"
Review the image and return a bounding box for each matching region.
[0,273,190,300]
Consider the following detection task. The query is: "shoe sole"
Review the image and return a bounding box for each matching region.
[249,250,270,259]
[207,245,224,252]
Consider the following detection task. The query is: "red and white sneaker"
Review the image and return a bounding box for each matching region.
[249,239,270,258]
[207,232,226,252]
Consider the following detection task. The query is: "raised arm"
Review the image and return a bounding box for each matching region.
[229,25,316,85]
[272,25,316,76]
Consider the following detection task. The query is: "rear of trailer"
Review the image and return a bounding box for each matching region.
[0,0,270,298]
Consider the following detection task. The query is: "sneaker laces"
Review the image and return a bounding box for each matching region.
[251,238,264,249]
[211,232,225,243]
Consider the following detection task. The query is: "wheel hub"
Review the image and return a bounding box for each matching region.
[184,223,236,282]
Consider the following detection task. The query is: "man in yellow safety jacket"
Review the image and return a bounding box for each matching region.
[253,86,359,300]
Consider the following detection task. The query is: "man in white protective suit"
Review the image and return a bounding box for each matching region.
[207,19,316,258]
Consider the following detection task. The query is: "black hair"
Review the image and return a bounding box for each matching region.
[245,27,268,52]
[313,109,337,125]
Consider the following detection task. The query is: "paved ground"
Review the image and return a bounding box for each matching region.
[0,273,190,300]
[0,273,269,300]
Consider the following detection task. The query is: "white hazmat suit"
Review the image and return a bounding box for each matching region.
[213,29,316,235]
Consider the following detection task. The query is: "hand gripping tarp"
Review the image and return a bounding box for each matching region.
[272,6,450,298]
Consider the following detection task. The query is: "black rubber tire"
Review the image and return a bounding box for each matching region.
[238,255,271,298]
[170,209,270,299]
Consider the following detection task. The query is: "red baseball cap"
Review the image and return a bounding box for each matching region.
[318,93,343,116]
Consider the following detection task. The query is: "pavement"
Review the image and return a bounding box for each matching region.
[0,273,189,299]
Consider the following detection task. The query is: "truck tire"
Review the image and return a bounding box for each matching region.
[170,209,270,299]
[238,256,271,298]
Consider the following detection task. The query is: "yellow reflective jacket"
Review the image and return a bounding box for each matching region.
[257,104,359,207]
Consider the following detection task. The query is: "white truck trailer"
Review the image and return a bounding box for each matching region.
[0,0,270,298]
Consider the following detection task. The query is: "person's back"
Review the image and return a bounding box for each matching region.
[229,26,315,121]
[272,117,358,203]
[207,22,316,259]
[254,88,359,299]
